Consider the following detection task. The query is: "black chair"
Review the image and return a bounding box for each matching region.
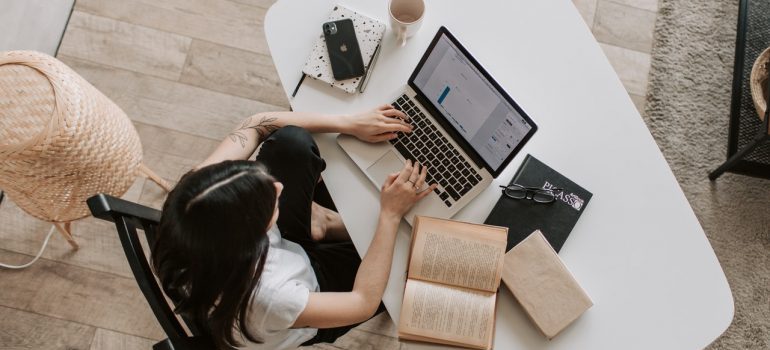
[87,193,214,350]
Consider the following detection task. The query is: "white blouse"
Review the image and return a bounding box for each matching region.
[240,225,319,349]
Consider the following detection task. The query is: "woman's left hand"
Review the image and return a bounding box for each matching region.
[342,105,412,143]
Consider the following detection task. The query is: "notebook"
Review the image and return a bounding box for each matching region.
[302,5,386,93]
[484,154,592,252]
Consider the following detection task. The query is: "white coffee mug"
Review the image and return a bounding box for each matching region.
[389,0,425,47]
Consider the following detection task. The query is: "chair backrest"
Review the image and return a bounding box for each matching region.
[87,194,213,350]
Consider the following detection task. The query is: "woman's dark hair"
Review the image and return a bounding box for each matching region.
[152,160,277,349]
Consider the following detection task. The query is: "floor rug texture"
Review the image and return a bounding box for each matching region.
[646,0,770,348]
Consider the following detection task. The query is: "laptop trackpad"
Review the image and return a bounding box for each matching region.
[367,150,404,187]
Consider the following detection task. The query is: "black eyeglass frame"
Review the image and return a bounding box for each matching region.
[498,184,563,203]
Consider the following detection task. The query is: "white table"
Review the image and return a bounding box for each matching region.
[265,1,734,348]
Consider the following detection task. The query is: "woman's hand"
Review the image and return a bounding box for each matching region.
[380,160,438,218]
[342,105,412,143]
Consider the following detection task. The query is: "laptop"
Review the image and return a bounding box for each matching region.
[337,26,537,224]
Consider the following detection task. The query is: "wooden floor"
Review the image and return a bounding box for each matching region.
[0,0,657,348]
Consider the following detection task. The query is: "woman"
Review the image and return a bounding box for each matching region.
[152,105,437,349]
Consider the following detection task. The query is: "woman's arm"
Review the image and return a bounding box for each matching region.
[196,105,410,169]
[293,161,437,328]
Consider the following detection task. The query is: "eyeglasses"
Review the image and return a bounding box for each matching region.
[499,184,563,203]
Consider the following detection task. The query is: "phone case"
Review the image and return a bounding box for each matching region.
[323,19,365,80]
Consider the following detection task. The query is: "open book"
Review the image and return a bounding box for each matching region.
[399,216,508,349]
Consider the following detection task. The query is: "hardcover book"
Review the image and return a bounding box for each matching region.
[485,154,592,252]
[302,4,385,93]
[501,230,593,339]
[398,216,508,350]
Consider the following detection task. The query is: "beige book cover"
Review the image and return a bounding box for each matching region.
[501,230,593,339]
[398,216,508,350]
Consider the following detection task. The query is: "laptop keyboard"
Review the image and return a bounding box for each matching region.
[389,94,483,207]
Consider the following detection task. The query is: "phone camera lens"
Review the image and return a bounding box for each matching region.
[323,22,337,35]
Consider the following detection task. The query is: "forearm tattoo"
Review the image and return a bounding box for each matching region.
[228,115,280,148]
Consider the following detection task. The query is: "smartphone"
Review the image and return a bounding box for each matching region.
[322,19,365,80]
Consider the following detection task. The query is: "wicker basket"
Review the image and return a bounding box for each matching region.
[0,51,169,249]
[750,46,770,131]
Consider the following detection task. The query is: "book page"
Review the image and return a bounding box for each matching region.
[409,217,507,292]
[399,279,495,349]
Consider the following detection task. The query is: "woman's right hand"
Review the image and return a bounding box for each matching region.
[380,160,437,218]
[342,105,412,143]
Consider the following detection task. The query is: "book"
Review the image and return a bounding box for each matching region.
[302,4,386,93]
[484,154,592,252]
[398,216,508,350]
[501,230,593,339]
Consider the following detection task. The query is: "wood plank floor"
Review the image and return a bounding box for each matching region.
[0,0,657,348]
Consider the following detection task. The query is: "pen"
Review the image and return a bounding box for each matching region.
[291,73,306,98]
[359,43,382,93]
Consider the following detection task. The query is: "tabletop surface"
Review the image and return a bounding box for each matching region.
[264,1,734,348]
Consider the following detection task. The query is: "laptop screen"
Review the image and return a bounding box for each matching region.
[410,29,535,174]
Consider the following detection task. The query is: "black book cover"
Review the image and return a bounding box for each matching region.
[485,154,592,252]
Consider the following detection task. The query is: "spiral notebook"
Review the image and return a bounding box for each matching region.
[302,5,386,93]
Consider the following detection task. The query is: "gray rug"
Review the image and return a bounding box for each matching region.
[646,0,770,348]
